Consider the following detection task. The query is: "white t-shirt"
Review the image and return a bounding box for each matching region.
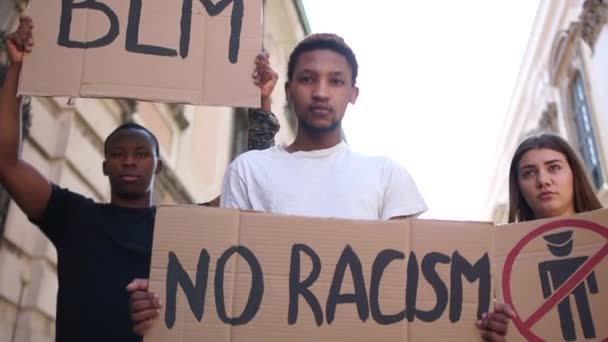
[220,142,427,220]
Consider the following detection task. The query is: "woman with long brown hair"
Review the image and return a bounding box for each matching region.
[477,133,603,341]
[507,133,602,223]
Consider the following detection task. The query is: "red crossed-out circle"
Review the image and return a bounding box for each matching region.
[502,219,608,342]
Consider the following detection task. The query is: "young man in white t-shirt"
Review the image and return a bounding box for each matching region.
[220,33,426,220]
[219,33,514,341]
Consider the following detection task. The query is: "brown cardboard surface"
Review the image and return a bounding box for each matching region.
[494,209,608,342]
[144,206,507,342]
[18,1,84,98]
[146,206,240,341]
[145,206,608,341]
[19,0,261,107]
[232,213,409,342]
[408,219,493,342]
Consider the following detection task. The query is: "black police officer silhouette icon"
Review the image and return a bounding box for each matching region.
[538,230,598,341]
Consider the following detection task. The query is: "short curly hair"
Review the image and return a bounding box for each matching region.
[287,33,358,86]
[104,123,160,157]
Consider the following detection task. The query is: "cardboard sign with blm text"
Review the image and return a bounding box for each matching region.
[19,0,261,107]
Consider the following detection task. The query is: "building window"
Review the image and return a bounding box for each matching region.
[571,71,604,189]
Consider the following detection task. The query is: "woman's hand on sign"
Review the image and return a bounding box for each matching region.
[253,51,278,112]
[127,278,161,336]
[477,302,515,341]
[5,16,34,65]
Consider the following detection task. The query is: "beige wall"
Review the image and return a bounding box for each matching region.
[484,0,608,223]
[0,1,308,341]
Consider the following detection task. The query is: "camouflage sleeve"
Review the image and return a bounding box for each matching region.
[247,108,280,151]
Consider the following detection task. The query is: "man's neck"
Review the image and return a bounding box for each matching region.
[110,193,152,208]
[286,128,342,153]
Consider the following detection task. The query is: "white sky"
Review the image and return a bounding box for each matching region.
[302,1,541,220]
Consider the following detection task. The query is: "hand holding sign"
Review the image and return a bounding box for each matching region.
[476,303,515,341]
[253,51,278,112]
[127,278,162,336]
[5,16,34,65]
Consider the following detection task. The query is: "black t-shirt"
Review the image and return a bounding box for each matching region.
[32,184,155,342]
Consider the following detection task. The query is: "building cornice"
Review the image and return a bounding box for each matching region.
[580,0,608,51]
[292,0,311,34]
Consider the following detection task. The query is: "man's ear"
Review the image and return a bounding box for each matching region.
[102,160,108,176]
[155,159,164,175]
[284,81,291,103]
[350,86,359,105]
